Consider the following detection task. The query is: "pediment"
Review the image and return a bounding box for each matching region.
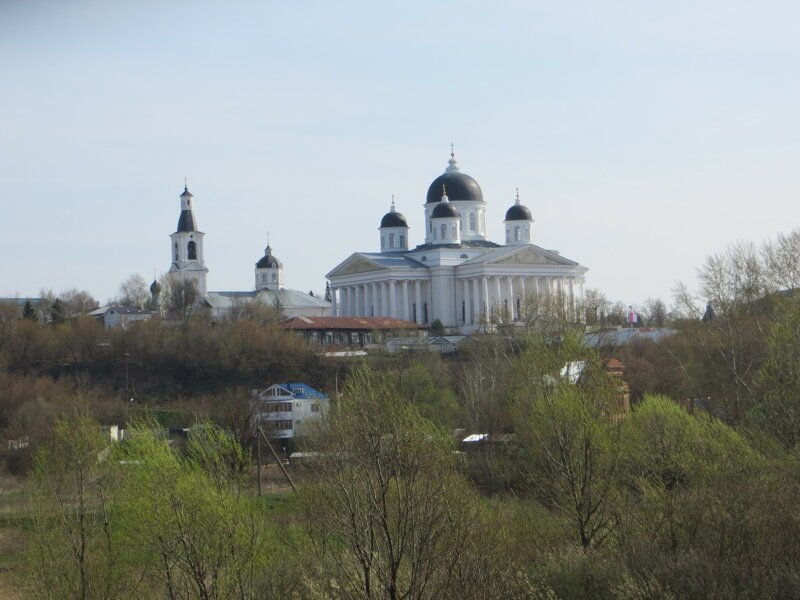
[492,246,571,266]
[327,254,386,278]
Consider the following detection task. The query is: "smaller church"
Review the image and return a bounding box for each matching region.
[166,185,332,319]
[326,149,588,334]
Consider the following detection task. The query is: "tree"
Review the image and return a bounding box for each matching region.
[167,278,200,323]
[303,366,478,599]
[117,274,149,308]
[50,298,66,324]
[325,282,332,303]
[26,416,124,599]
[22,299,37,321]
[60,288,99,317]
[512,333,623,550]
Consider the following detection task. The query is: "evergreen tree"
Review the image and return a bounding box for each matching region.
[22,299,37,321]
[50,298,65,324]
[324,281,332,302]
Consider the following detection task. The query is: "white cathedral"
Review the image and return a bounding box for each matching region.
[166,185,332,319]
[326,149,588,334]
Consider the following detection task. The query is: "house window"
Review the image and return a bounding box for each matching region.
[188,241,197,260]
[324,331,334,344]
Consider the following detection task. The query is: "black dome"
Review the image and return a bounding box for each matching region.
[380,211,408,228]
[150,279,162,294]
[505,204,532,221]
[256,246,282,269]
[432,202,459,218]
[426,172,483,204]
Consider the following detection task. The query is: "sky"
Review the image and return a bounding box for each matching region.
[1,0,799,307]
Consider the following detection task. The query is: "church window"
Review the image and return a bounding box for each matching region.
[480,211,486,233]
[440,224,446,239]
[272,273,277,282]
[399,234,405,248]
[381,236,385,249]
[525,227,530,240]
[261,274,266,282]
[469,213,476,231]
[389,233,395,248]
[174,243,178,261]
[451,225,457,239]
[514,226,520,242]
[188,241,197,260]
[506,229,510,243]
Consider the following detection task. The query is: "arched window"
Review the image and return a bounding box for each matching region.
[506,229,510,243]
[399,234,405,248]
[480,211,485,233]
[440,224,446,239]
[381,236,385,248]
[389,233,395,248]
[525,227,530,240]
[271,273,277,282]
[174,243,178,261]
[187,241,197,260]
[451,225,457,239]
[469,213,476,231]
[514,226,520,241]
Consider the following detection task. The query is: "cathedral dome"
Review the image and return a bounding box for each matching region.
[425,148,484,204]
[432,201,459,218]
[505,204,532,221]
[380,201,408,228]
[256,246,282,269]
[505,189,533,221]
[149,279,162,294]
[426,172,483,204]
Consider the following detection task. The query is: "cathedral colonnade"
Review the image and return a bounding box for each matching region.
[456,274,584,326]
[331,275,584,328]
[330,279,432,325]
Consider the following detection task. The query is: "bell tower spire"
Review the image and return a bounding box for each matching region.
[168,182,209,297]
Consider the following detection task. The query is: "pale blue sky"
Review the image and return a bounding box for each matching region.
[1,0,798,307]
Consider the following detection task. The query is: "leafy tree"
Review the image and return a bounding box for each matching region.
[303,366,479,599]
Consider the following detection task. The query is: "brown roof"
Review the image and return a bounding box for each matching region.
[280,316,424,331]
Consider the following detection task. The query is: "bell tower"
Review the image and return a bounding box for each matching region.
[168,184,208,297]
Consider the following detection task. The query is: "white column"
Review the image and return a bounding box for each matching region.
[354,285,362,317]
[402,280,409,321]
[494,276,502,319]
[518,276,526,319]
[462,279,471,325]
[472,278,480,325]
[377,282,385,316]
[506,276,514,321]
[481,276,489,323]
[388,280,397,318]
[568,278,575,319]
[331,286,338,316]
[414,280,422,324]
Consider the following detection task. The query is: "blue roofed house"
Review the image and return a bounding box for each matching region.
[252,383,329,445]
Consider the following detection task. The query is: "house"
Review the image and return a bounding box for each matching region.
[252,383,329,447]
[88,306,153,329]
[279,315,425,347]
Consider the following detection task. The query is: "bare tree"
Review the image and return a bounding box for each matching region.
[116,274,149,308]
